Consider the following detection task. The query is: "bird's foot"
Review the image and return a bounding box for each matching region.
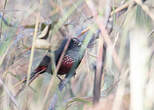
[56,75,63,82]
[56,75,65,91]
[58,79,65,91]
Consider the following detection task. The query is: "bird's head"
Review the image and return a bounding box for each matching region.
[68,38,82,49]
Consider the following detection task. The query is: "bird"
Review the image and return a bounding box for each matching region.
[15,28,99,86]
[25,37,83,84]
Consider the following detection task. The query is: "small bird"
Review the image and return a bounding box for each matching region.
[25,37,83,84]
[16,28,98,86]
[13,28,101,90]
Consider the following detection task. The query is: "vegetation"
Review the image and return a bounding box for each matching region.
[0,0,154,110]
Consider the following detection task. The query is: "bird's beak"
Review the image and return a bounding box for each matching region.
[77,28,89,42]
[77,28,89,38]
[77,28,100,44]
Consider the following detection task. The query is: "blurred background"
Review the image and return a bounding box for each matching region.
[0,0,154,110]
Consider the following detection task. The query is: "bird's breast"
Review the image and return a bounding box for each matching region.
[58,55,74,75]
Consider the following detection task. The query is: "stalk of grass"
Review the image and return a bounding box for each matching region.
[26,14,40,85]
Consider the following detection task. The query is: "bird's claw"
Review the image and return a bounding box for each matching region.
[58,80,65,91]
[57,75,63,82]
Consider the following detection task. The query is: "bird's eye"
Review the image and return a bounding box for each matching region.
[77,42,81,46]
[73,38,81,45]
[72,38,81,47]
[72,38,77,42]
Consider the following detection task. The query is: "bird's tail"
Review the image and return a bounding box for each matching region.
[14,70,41,88]
[22,71,41,84]
[14,55,51,88]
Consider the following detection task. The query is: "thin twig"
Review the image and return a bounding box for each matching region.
[110,1,132,16]
[43,38,71,105]
[26,14,40,85]
[93,39,106,104]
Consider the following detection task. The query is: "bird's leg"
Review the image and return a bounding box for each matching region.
[57,75,67,91]
[73,72,76,78]
[56,75,63,82]
[58,72,76,91]
[58,79,65,91]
